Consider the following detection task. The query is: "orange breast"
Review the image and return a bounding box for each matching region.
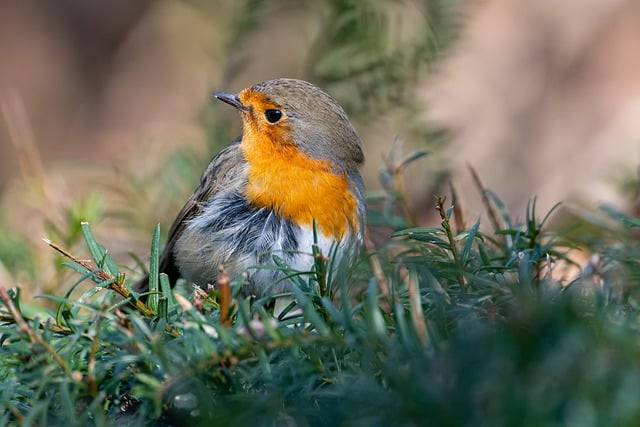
[240,126,359,239]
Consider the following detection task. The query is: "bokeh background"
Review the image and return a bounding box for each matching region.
[1,0,640,296]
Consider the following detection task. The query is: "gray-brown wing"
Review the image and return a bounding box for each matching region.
[133,138,244,294]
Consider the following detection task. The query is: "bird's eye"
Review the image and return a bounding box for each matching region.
[265,109,282,123]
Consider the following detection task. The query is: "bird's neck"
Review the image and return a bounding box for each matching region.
[240,130,359,239]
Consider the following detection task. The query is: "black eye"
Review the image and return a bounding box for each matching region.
[265,109,282,123]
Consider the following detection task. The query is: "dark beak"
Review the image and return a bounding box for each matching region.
[213,92,247,111]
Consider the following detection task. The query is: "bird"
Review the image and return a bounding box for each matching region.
[134,78,365,298]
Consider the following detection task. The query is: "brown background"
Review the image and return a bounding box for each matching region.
[1,0,640,291]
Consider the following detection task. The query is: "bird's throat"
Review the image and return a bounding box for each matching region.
[241,130,359,239]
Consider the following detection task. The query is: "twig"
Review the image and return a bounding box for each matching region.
[449,180,465,233]
[399,267,428,345]
[436,196,467,292]
[364,227,393,318]
[86,311,105,397]
[44,238,155,317]
[5,401,24,424]
[364,228,389,295]
[45,238,183,337]
[218,266,231,327]
[0,310,71,335]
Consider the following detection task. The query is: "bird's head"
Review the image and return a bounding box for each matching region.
[214,78,364,173]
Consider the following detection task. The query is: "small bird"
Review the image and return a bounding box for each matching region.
[135,78,365,297]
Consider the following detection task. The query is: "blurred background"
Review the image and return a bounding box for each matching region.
[1,0,640,296]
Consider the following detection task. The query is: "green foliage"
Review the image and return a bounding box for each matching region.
[3,191,640,426]
[0,224,35,280]
[307,0,457,115]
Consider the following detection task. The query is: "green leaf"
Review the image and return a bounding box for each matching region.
[81,222,119,277]
[159,273,176,308]
[399,149,430,170]
[392,227,443,236]
[364,278,387,340]
[291,286,330,336]
[461,220,481,265]
[148,224,161,314]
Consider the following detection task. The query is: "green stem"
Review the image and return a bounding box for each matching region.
[436,197,467,292]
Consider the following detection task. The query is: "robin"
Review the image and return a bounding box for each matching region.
[134,78,365,297]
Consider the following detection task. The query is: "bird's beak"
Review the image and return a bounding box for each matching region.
[213,92,248,111]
